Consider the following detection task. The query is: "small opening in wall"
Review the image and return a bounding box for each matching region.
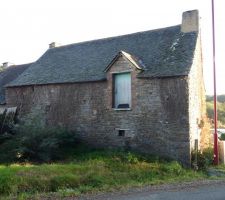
[118,130,125,136]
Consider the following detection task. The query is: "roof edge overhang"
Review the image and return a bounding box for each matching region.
[5,78,107,88]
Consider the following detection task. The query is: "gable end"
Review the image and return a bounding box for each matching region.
[104,51,145,73]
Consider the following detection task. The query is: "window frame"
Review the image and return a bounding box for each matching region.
[112,71,132,110]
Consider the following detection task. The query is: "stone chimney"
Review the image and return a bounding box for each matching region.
[181,10,199,33]
[49,42,60,49]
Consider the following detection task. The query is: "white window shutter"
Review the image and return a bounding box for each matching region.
[114,73,131,108]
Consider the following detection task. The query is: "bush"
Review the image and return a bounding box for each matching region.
[220,133,225,140]
[191,147,214,170]
[15,126,78,162]
[0,109,17,144]
[0,113,79,163]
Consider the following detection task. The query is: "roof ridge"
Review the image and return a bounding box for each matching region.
[50,25,181,51]
[9,62,34,67]
[7,23,197,87]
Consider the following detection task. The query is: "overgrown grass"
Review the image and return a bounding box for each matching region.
[0,147,207,199]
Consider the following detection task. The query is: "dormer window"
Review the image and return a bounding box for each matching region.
[113,72,131,109]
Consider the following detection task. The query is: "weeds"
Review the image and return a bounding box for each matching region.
[0,149,207,199]
[191,147,214,170]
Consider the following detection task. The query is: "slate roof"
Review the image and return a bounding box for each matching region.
[0,63,32,104]
[7,25,198,87]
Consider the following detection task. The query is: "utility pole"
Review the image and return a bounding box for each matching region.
[211,0,219,165]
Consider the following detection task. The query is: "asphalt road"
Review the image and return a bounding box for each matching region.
[100,184,225,200]
[78,180,225,200]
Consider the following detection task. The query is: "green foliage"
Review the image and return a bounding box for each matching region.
[0,110,16,144]
[16,127,77,162]
[0,113,78,163]
[206,95,225,103]
[0,150,206,198]
[191,147,214,170]
[123,152,139,164]
[220,133,225,140]
[220,133,225,141]
[0,109,209,198]
[206,95,225,127]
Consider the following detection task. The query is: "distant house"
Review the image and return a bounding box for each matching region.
[4,10,209,166]
[0,62,31,105]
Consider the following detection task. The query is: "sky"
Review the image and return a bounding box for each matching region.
[0,0,224,95]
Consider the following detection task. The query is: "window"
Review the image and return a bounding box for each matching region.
[113,72,131,109]
[118,130,125,136]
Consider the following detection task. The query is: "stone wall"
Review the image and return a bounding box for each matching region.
[6,55,191,166]
[188,34,210,152]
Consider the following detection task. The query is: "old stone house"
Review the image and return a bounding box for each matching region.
[4,10,209,166]
[0,62,32,131]
[0,62,31,106]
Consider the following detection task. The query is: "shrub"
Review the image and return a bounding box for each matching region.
[0,112,79,163]
[220,133,225,140]
[15,126,78,162]
[0,109,17,144]
[124,152,139,164]
[191,147,214,170]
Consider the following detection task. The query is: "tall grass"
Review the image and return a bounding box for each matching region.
[0,148,207,199]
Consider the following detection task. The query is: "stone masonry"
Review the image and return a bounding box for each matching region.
[6,54,195,166]
[4,10,209,166]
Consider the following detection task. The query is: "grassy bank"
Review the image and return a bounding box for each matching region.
[0,149,207,199]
